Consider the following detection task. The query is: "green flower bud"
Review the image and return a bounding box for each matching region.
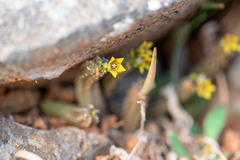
[99,60,103,66]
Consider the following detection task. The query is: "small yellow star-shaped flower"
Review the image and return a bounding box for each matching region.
[196,78,216,100]
[108,57,126,78]
[219,33,239,54]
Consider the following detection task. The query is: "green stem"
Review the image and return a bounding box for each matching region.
[170,25,190,83]
[41,100,98,129]
[75,57,108,118]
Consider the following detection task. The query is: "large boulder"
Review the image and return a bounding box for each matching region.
[0,117,112,160]
[0,0,207,84]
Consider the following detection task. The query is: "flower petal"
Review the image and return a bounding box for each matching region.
[109,57,115,64]
[140,41,147,48]
[232,35,239,42]
[204,79,211,85]
[110,70,118,78]
[117,64,126,73]
[139,65,144,74]
[197,92,203,98]
[224,46,231,54]
[220,34,240,54]
[108,57,115,71]
[146,42,153,48]
[204,92,211,100]
[145,57,152,62]
[232,44,238,51]
[207,85,216,92]
[144,63,150,70]
[196,77,216,100]
[115,58,124,64]
[146,50,153,56]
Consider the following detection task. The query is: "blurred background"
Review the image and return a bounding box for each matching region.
[1,0,240,159]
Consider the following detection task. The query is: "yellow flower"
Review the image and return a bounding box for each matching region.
[196,79,216,100]
[219,33,239,54]
[108,57,126,78]
[139,41,153,51]
[138,59,151,74]
[91,109,99,115]
[137,41,153,73]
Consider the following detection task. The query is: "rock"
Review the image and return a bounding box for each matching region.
[0,89,40,113]
[0,117,112,160]
[0,0,207,84]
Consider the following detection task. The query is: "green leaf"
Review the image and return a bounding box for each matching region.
[191,122,201,135]
[183,94,209,118]
[201,2,225,10]
[167,131,191,159]
[203,105,227,140]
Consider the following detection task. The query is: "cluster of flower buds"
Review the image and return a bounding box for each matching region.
[85,56,109,77]
[124,41,154,74]
[83,41,155,79]
[83,56,126,78]
[220,33,240,54]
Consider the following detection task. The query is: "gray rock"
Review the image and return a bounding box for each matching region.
[0,117,112,160]
[0,0,207,84]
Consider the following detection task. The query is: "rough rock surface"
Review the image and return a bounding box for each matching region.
[0,117,112,160]
[0,0,207,84]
